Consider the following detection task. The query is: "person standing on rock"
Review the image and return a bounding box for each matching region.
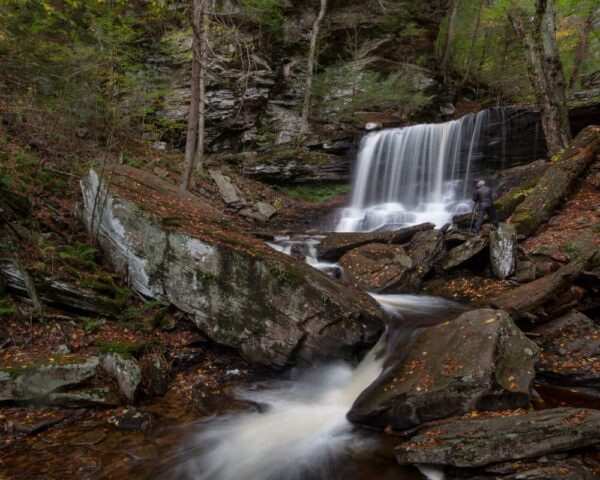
[472,180,499,234]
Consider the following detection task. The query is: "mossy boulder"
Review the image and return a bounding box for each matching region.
[80,166,384,367]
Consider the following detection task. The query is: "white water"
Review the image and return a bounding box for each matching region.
[336,108,506,232]
[161,292,463,480]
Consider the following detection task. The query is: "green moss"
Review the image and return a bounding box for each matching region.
[161,216,182,227]
[82,274,130,306]
[274,183,350,203]
[511,211,537,236]
[96,340,155,356]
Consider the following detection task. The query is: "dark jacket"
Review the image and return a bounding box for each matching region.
[473,185,493,208]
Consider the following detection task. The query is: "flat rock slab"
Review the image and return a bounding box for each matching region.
[80,166,383,367]
[395,408,600,468]
[442,235,489,270]
[317,223,434,262]
[0,357,99,403]
[209,169,246,208]
[347,309,537,431]
[533,310,600,393]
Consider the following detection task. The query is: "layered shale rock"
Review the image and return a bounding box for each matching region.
[79,166,384,367]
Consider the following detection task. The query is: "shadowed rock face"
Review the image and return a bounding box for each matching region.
[79,166,384,368]
[347,309,538,431]
[395,408,600,468]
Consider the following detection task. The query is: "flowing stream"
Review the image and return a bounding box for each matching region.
[160,283,464,480]
[336,108,507,232]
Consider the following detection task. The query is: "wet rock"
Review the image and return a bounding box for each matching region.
[513,259,536,283]
[404,229,445,289]
[0,357,100,403]
[339,243,413,293]
[80,166,383,368]
[209,169,246,208]
[244,154,350,184]
[108,407,152,431]
[140,352,170,397]
[192,376,258,416]
[442,235,489,271]
[317,223,435,262]
[347,309,537,431]
[532,311,600,397]
[100,353,142,403]
[489,223,517,279]
[492,235,598,321]
[444,231,468,248]
[69,429,107,447]
[395,408,600,468]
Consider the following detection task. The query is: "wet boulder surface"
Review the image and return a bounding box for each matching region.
[532,310,600,398]
[347,309,538,431]
[79,166,384,368]
[489,223,517,279]
[395,408,600,468]
[338,229,445,293]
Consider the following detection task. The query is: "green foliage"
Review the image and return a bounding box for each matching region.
[313,66,432,120]
[97,340,145,356]
[274,183,350,203]
[238,0,285,31]
[0,299,17,316]
[59,243,98,271]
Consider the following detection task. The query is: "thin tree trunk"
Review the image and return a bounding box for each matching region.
[299,0,327,136]
[181,0,203,191]
[508,0,570,156]
[568,5,595,90]
[478,25,490,72]
[194,4,208,175]
[462,0,484,84]
[440,0,459,70]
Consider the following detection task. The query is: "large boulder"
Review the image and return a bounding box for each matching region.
[395,408,600,468]
[339,243,414,292]
[100,353,142,404]
[317,223,434,262]
[442,235,489,271]
[347,309,537,431]
[338,229,444,293]
[489,223,517,279]
[533,310,600,397]
[80,166,383,367]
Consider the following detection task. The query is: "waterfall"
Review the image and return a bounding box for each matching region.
[336,108,506,232]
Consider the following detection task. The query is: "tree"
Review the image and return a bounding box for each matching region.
[462,0,485,84]
[568,1,596,90]
[299,0,328,136]
[181,0,209,191]
[440,0,459,70]
[507,0,571,156]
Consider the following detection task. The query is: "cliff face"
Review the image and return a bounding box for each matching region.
[144,0,450,154]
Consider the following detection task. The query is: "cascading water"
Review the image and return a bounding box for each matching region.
[158,292,465,480]
[336,108,507,232]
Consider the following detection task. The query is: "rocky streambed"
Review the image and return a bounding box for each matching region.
[2,126,600,479]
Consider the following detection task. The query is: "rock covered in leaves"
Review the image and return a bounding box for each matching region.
[79,166,383,368]
[533,310,600,397]
[339,243,414,292]
[338,229,444,293]
[395,408,600,468]
[347,309,537,431]
[316,223,434,262]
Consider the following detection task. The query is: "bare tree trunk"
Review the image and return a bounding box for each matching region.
[194,4,208,175]
[440,0,459,70]
[299,0,327,136]
[462,0,484,84]
[181,0,203,191]
[568,5,595,90]
[508,0,571,156]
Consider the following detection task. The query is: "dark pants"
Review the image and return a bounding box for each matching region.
[474,205,499,233]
